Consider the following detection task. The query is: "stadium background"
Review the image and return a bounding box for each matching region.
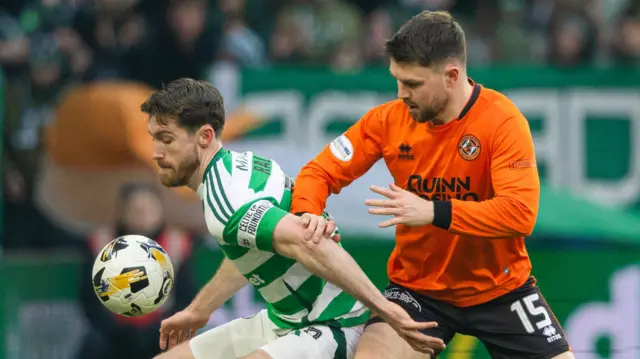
[1,0,640,358]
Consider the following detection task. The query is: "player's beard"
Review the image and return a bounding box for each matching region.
[159,150,200,188]
[412,94,450,124]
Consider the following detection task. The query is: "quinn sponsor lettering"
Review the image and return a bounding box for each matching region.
[407,175,479,201]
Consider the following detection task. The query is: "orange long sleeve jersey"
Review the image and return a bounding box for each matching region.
[291,82,541,307]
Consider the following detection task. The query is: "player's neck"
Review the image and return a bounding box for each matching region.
[187,142,223,191]
[433,77,474,126]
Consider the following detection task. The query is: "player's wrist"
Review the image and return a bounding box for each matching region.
[432,200,452,229]
[187,301,215,318]
[368,295,395,316]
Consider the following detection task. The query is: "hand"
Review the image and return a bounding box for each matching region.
[300,213,341,244]
[376,301,446,355]
[159,307,210,350]
[365,183,434,228]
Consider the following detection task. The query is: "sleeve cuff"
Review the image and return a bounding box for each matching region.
[256,206,289,252]
[432,201,452,230]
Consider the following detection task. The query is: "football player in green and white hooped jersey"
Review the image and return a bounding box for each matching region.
[198,149,371,331]
[142,78,437,359]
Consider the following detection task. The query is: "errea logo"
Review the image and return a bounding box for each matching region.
[398,143,414,160]
[543,325,561,343]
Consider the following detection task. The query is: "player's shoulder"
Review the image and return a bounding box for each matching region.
[203,149,266,177]
[361,99,411,127]
[227,149,284,179]
[205,148,287,207]
[474,85,528,129]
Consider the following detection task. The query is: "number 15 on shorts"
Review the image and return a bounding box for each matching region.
[510,293,553,333]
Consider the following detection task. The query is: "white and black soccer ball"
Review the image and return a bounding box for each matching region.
[92,235,175,316]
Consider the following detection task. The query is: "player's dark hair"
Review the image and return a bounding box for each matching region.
[385,10,467,67]
[141,78,225,135]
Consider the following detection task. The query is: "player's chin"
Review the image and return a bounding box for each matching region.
[409,109,426,123]
[159,173,183,188]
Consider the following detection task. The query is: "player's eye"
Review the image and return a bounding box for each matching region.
[161,138,173,145]
[404,82,421,89]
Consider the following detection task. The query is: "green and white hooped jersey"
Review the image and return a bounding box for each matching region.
[196,148,370,330]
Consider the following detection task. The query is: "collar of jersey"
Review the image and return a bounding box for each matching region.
[426,79,481,133]
[197,148,228,199]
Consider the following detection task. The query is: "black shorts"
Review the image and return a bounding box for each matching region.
[367,277,571,359]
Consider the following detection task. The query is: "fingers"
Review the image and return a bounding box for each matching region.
[402,330,446,354]
[178,330,188,347]
[159,328,169,350]
[369,185,395,198]
[368,207,401,216]
[389,183,408,193]
[412,345,434,355]
[407,320,439,331]
[379,217,403,228]
[163,329,193,350]
[301,214,311,227]
[301,215,318,241]
[160,320,193,351]
[168,330,179,349]
[364,199,396,208]
[313,218,327,243]
[332,233,342,243]
[405,338,435,356]
[396,317,438,331]
[301,214,338,244]
[324,221,337,237]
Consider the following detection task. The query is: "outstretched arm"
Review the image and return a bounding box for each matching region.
[188,258,248,315]
[213,197,445,354]
[159,258,248,350]
[270,212,446,354]
[273,214,388,313]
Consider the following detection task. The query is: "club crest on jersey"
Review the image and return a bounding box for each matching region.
[458,134,481,161]
[329,134,354,162]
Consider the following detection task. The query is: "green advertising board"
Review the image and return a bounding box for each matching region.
[1,242,639,358]
[212,67,640,220]
[0,69,4,250]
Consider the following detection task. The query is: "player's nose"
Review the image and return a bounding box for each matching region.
[152,150,164,161]
[397,86,410,100]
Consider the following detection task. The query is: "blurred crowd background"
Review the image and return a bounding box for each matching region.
[1,0,640,358]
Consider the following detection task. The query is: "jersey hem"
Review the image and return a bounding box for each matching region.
[390,269,531,307]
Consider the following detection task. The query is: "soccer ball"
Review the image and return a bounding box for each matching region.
[92,235,175,316]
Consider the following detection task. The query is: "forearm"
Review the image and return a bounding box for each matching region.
[189,258,248,314]
[272,215,388,313]
[296,240,388,313]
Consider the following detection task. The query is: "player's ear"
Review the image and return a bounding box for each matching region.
[444,65,459,88]
[196,125,215,147]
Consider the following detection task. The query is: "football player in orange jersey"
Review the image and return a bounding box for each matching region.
[292,11,574,359]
